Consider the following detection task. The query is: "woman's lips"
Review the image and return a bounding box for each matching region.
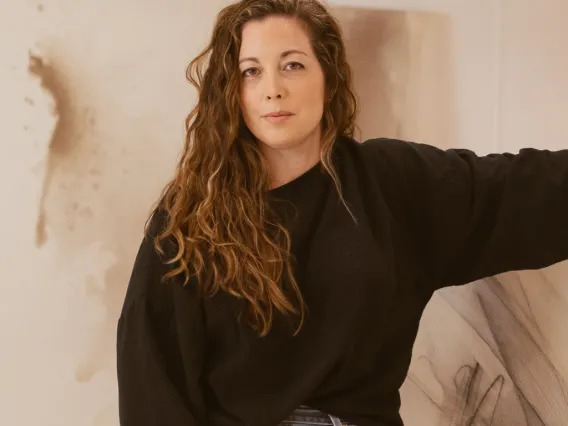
[263,111,294,123]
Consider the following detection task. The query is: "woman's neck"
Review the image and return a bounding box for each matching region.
[261,125,322,189]
[263,141,321,190]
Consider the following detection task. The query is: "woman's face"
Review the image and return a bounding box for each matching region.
[238,15,325,154]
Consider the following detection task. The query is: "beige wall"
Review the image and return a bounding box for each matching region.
[1,1,567,425]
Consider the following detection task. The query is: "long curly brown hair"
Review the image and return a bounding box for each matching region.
[148,0,357,337]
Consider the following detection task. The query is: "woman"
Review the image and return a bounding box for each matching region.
[116,0,568,425]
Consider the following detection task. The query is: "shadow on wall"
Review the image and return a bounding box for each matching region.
[331,7,456,147]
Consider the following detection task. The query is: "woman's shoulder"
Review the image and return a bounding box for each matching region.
[342,135,451,175]
[339,135,418,171]
[340,135,415,157]
[353,136,427,157]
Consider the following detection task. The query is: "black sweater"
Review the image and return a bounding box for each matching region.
[116,137,568,426]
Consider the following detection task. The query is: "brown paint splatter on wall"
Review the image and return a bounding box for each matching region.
[35,212,48,247]
[28,53,73,154]
[28,52,73,247]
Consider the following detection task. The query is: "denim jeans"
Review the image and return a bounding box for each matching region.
[279,405,356,426]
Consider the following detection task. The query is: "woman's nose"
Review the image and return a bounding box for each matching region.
[263,73,285,100]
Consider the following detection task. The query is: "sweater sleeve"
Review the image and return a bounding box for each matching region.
[117,212,206,425]
[367,138,568,293]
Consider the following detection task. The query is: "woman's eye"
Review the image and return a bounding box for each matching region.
[285,62,304,71]
[242,68,259,77]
